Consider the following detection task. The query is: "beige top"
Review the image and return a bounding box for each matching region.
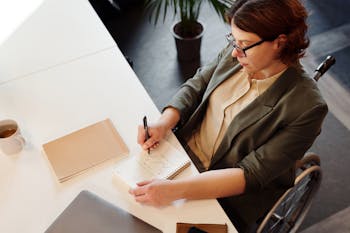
[187,68,286,169]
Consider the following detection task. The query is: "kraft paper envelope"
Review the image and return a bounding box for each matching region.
[43,119,128,182]
[176,223,227,233]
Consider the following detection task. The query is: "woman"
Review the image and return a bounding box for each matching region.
[130,0,328,232]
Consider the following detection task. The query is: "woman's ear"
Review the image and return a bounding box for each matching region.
[274,34,288,49]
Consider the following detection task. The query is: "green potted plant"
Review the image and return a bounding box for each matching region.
[144,0,234,61]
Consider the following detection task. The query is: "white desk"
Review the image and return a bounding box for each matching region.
[0,0,116,84]
[0,47,236,233]
[0,1,237,232]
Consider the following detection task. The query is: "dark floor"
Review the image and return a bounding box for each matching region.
[305,0,350,89]
[89,0,350,231]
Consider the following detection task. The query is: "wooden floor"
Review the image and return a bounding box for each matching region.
[90,0,350,231]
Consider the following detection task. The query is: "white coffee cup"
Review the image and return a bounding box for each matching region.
[0,119,25,155]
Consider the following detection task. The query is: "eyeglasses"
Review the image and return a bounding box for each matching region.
[225,33,265,57]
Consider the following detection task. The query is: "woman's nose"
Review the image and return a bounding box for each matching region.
[231,47,240,58]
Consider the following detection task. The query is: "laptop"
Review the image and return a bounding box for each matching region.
[45,190,162,233]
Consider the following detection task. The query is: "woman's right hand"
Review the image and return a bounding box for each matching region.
[137,121,168,151]
[137,107,181,151]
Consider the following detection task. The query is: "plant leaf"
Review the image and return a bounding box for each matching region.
[143,0,235,28]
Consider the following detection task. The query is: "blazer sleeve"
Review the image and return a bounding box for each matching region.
[164,46,231,128]
[237,102,328,193]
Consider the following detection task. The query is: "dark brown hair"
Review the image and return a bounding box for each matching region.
[226,0,309,65]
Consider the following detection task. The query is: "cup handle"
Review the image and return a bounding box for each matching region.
[15,135,25,146]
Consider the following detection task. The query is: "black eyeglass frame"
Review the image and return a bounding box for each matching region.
[225,33,267,57]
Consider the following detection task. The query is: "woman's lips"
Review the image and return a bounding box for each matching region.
[237,59,248,67]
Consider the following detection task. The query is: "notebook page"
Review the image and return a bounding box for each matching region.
[114,140,191,187]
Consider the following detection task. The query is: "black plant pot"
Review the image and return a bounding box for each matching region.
[172,21,204,61]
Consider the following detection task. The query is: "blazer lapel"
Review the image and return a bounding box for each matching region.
[203,61,242,102]
[210,66,300,167]
[179,58,241,139]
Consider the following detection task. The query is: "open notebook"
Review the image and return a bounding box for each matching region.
[43,119,129,182]
[114,140,191,187]
[45,190,162,233]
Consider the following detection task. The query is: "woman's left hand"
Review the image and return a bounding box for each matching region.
[128,179,180,207]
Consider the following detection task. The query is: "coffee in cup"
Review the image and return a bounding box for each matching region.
[0,119,25,155]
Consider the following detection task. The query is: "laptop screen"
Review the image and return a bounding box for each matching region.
[45,190,162,233]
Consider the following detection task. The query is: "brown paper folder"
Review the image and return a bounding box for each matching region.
[176,222,227,233]
[43,119,128,182]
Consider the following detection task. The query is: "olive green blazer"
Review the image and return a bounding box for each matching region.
[166,46,328,231]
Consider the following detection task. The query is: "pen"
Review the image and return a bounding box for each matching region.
[143,116,150,155]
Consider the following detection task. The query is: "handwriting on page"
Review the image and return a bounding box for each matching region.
[137,152,175,177]
[114,140,191,187]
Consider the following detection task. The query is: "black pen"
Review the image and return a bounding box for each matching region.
[143,116,151,155]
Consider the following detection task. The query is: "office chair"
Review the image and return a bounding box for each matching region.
[256,55,336,233]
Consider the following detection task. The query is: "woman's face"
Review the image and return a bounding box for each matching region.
[230,23,283,77]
